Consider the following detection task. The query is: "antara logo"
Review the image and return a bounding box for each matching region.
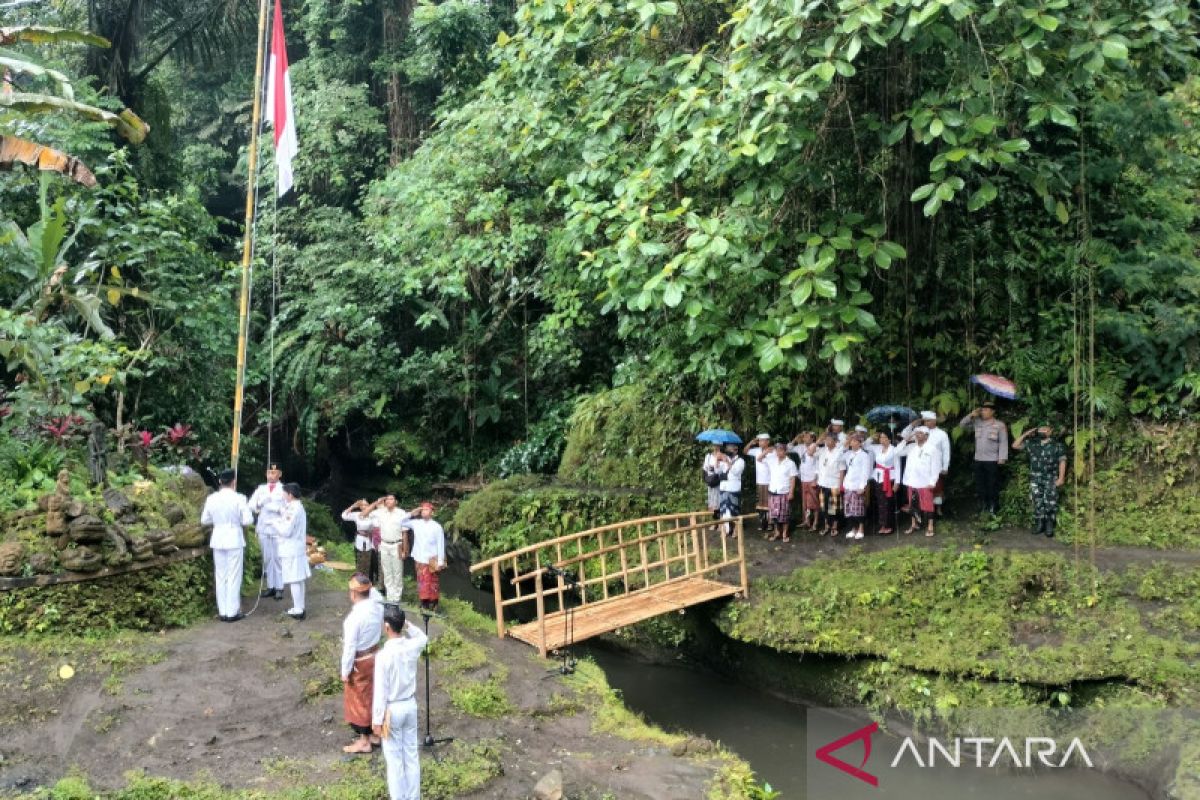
[815,723,1094,787]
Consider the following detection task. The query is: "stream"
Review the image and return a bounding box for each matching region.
[438,568,1150,800]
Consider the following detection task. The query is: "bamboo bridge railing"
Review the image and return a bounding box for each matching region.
[470,511,751,657]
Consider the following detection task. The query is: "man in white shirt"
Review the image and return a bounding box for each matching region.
[341,573,384,755]
[365,495,412,603]
[342,499,380,585]
[408,502,446,611]
[200,469,253,622]
[248,463,287,600]
[898,427,943,536]
[372,607,429,800]
[715,442,745,537]
[902,411,951,514]
[761,441,799,542]
[815,433,845,536]
[827,419,848,445]
[789,431,820,530]
[742,433,772,532]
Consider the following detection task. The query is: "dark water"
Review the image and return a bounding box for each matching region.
[436,567,1150,800]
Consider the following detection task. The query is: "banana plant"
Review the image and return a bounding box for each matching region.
[0,24,149,183]
[2,174,112,338]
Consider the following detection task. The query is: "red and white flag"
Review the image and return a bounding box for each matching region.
[265,0,297,197]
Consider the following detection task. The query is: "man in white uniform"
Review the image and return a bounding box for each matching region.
[248,463,287,600]
[365,495,412,603]
[279,482,312,619]
[742,433,772,532]
[902,412,951,514]
[408,502,446,611]
[761,441,799,542]
[372,607,429,800]
[898,426,944,536]
[341,573,384,754]
[200,469,252,622]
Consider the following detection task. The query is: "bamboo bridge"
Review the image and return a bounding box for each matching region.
[470,511,750,657]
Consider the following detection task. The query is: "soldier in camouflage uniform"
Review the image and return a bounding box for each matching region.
[1012,422,1067,537]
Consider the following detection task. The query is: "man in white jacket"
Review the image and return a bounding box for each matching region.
[200,469,253,622]
[899,427,943,537]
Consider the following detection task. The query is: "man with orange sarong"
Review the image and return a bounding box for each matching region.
[340,573,383,754]
[407,501,446,612]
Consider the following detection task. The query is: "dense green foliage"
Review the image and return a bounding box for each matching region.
[719,546,1198,700]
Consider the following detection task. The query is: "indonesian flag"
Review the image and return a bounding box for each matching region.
[265,0,297,197]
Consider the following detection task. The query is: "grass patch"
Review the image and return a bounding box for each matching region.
[439,596,494,635]
[426,626,488,675]
[19,741,504,799]
[447,667,513,718]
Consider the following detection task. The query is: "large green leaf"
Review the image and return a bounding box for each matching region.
[0,26,110,48]
[0,93,149,144]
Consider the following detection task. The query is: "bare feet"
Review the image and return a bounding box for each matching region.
[343,739,372,754]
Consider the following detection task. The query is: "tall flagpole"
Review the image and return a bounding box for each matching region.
[231,0,272,473]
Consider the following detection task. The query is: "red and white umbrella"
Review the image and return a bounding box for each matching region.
[970,374,1018,400]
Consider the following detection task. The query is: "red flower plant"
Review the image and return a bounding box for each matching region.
[137,430,154,449]
[164,423,192,445]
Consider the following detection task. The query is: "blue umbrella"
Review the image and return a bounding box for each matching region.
[695,429,743,445]
[865,405,918,426]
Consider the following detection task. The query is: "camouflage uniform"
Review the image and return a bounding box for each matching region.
[1025,437,1066,525]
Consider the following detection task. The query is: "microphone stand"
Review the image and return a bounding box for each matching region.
[419,608,454,750]
[545,566,579,676]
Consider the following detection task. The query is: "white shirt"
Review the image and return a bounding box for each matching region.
[901,423,951,473]
[340,589,384,679]
[925,426,951,473]
[372,625,429,725]
[872,444,900,487]
[790,444,818,482]
[201,487,252,549]
[342,510,376,552]
[816,444,845,489]
[717,455,745,493]
[747,446,770,485]
[765,452,799,494]
[899,441,942,488]
[248,482,288,537]
[841,448,874,492]
[370,507,412,545]
[278,498,307,558]
[408,518,446,567]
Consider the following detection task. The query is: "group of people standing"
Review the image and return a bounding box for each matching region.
[340,496,448,611]
[199,466,450,799]
[702,402,1069,539]
[201,463,310,621]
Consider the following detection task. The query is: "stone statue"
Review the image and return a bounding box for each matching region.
[88,421,108,487]
[44,469,71,537]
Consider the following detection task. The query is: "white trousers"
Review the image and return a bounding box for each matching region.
[288,580,306,614]
[383,699,419,800]
[258,532,282,589]
[379,542,405,603]
[212,547,243,618]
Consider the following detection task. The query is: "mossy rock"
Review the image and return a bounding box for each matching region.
[171,522,206,548]
[0,541,23,576]
[0,557,212,635]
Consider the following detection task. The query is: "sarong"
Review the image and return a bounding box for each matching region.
[719,490,740,519]
[416,562,440,602]
[768,492,791,524]
[802,480,820,512]
[343,648,377,731]
[909,487,935,513]
[843,489,865,519]
[755,484,770,511]
[820,486,841,517]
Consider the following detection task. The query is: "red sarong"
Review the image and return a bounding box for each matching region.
[802,480,820,512]
[417,562,440,602]
[343,648,376,728]
[910,487,935,513]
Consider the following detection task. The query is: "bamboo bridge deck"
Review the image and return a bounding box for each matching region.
[470,512,750,657]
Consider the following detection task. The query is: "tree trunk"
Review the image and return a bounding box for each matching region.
[381,0,421,163]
